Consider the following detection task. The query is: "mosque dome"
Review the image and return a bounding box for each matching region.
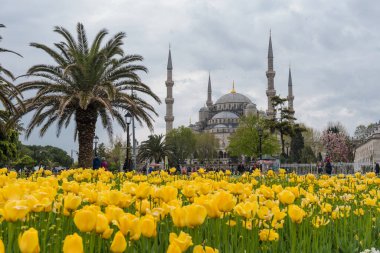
[215,92,252,104]
[246,103,256,109]
[212,111,239,119]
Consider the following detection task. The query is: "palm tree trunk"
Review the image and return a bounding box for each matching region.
[76,108,97,168]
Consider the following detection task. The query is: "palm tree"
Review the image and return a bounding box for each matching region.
[18,23,160,167]
[137,134,172,164]
[0,24,23,117]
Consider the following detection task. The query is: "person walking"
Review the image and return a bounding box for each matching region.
[375,162,380,175]
[92,156,101,170]
[325,159,332,175]
[100,158,108,170]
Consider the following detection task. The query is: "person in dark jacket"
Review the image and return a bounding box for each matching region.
[375,162,380,175]
[325,161,332,175]
[93,156,101,170]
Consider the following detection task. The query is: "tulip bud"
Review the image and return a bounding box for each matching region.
[110,231,127,253]
[63,233,83,253]
[18,228,40,253]
[140,215,157,238]
[74,209,97,232]
[95,213,109,234]
[0,239,4,253]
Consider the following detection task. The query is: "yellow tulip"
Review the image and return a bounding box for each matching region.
[63,193,82,211]
[363,197,377,207]
[193,245,206,253]
[95,213,109,234]
[0,239,4,253]
[234,202,259,219]
[18,228,40,253]
[135,182,151,199]
[312,216,330,228]
[193,245,219,253]
[320,203,333,213]
[272,206,286,221]
[110,231,127,253]
[74,209,97,232]
[169,231,193,252]
[278,190,295,205]
[215,191,236,212]
[157,186,178,203]
[2,200,30,222]
[118,213,141,240]
[102,228,114,239]
[201,198,222,218]
[288,204,306,223]
[167,243,182,253]
[63,233,83,253]
[135,199,150,214]
[140,214,157,238]
[259,229,279,241]
[185,204,207,228]
[257,206,271,220]
[182,185,196,198]
[105,205,125,223]
[170,207,188,227]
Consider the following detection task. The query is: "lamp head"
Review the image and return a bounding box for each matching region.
[94,135,99,144]
[125,112,132,125]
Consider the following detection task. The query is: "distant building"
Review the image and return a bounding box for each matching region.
[354,124,380,164]
[164,34,296,158]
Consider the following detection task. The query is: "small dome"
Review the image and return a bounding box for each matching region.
[199,106,209,112]
[215,92,252,104]
[212,111,239,119]
[246,103,256,109]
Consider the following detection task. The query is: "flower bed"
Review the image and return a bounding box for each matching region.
[0,168,379,252]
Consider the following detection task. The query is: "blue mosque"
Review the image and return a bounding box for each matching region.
[164,34,295,156]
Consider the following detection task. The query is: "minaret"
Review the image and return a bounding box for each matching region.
[287,67,294,113]
[165,47,174,133]
[266,32,276,118]
[206,73,213,107]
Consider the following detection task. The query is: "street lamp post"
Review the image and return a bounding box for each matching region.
[285,141,290,159]
[94,135,99,157]
[123,112,132,171]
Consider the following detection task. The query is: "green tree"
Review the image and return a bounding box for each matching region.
[98,143,107,159]
[301,146,317,163]
[166,126,196,166]
[18,23,160,167]
[290,125,304,163]
[266,95,295,155]
[0,24,23,116]
[194,132,219,164]
[12,155,35,170]
[137,134,171,164]
[228,115,280,158]
[107,138,125,172]
[21,145,72,167]
[302,125,322,159]
[0,129,19,165]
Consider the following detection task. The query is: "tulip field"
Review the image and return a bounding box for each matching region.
[0,168,379,253]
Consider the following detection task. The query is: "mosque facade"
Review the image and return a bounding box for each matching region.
[164,34,295,157]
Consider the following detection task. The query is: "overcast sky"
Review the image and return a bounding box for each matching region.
[1,0,380,157]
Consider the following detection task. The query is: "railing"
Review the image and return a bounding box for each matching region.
[280,162,375,175]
